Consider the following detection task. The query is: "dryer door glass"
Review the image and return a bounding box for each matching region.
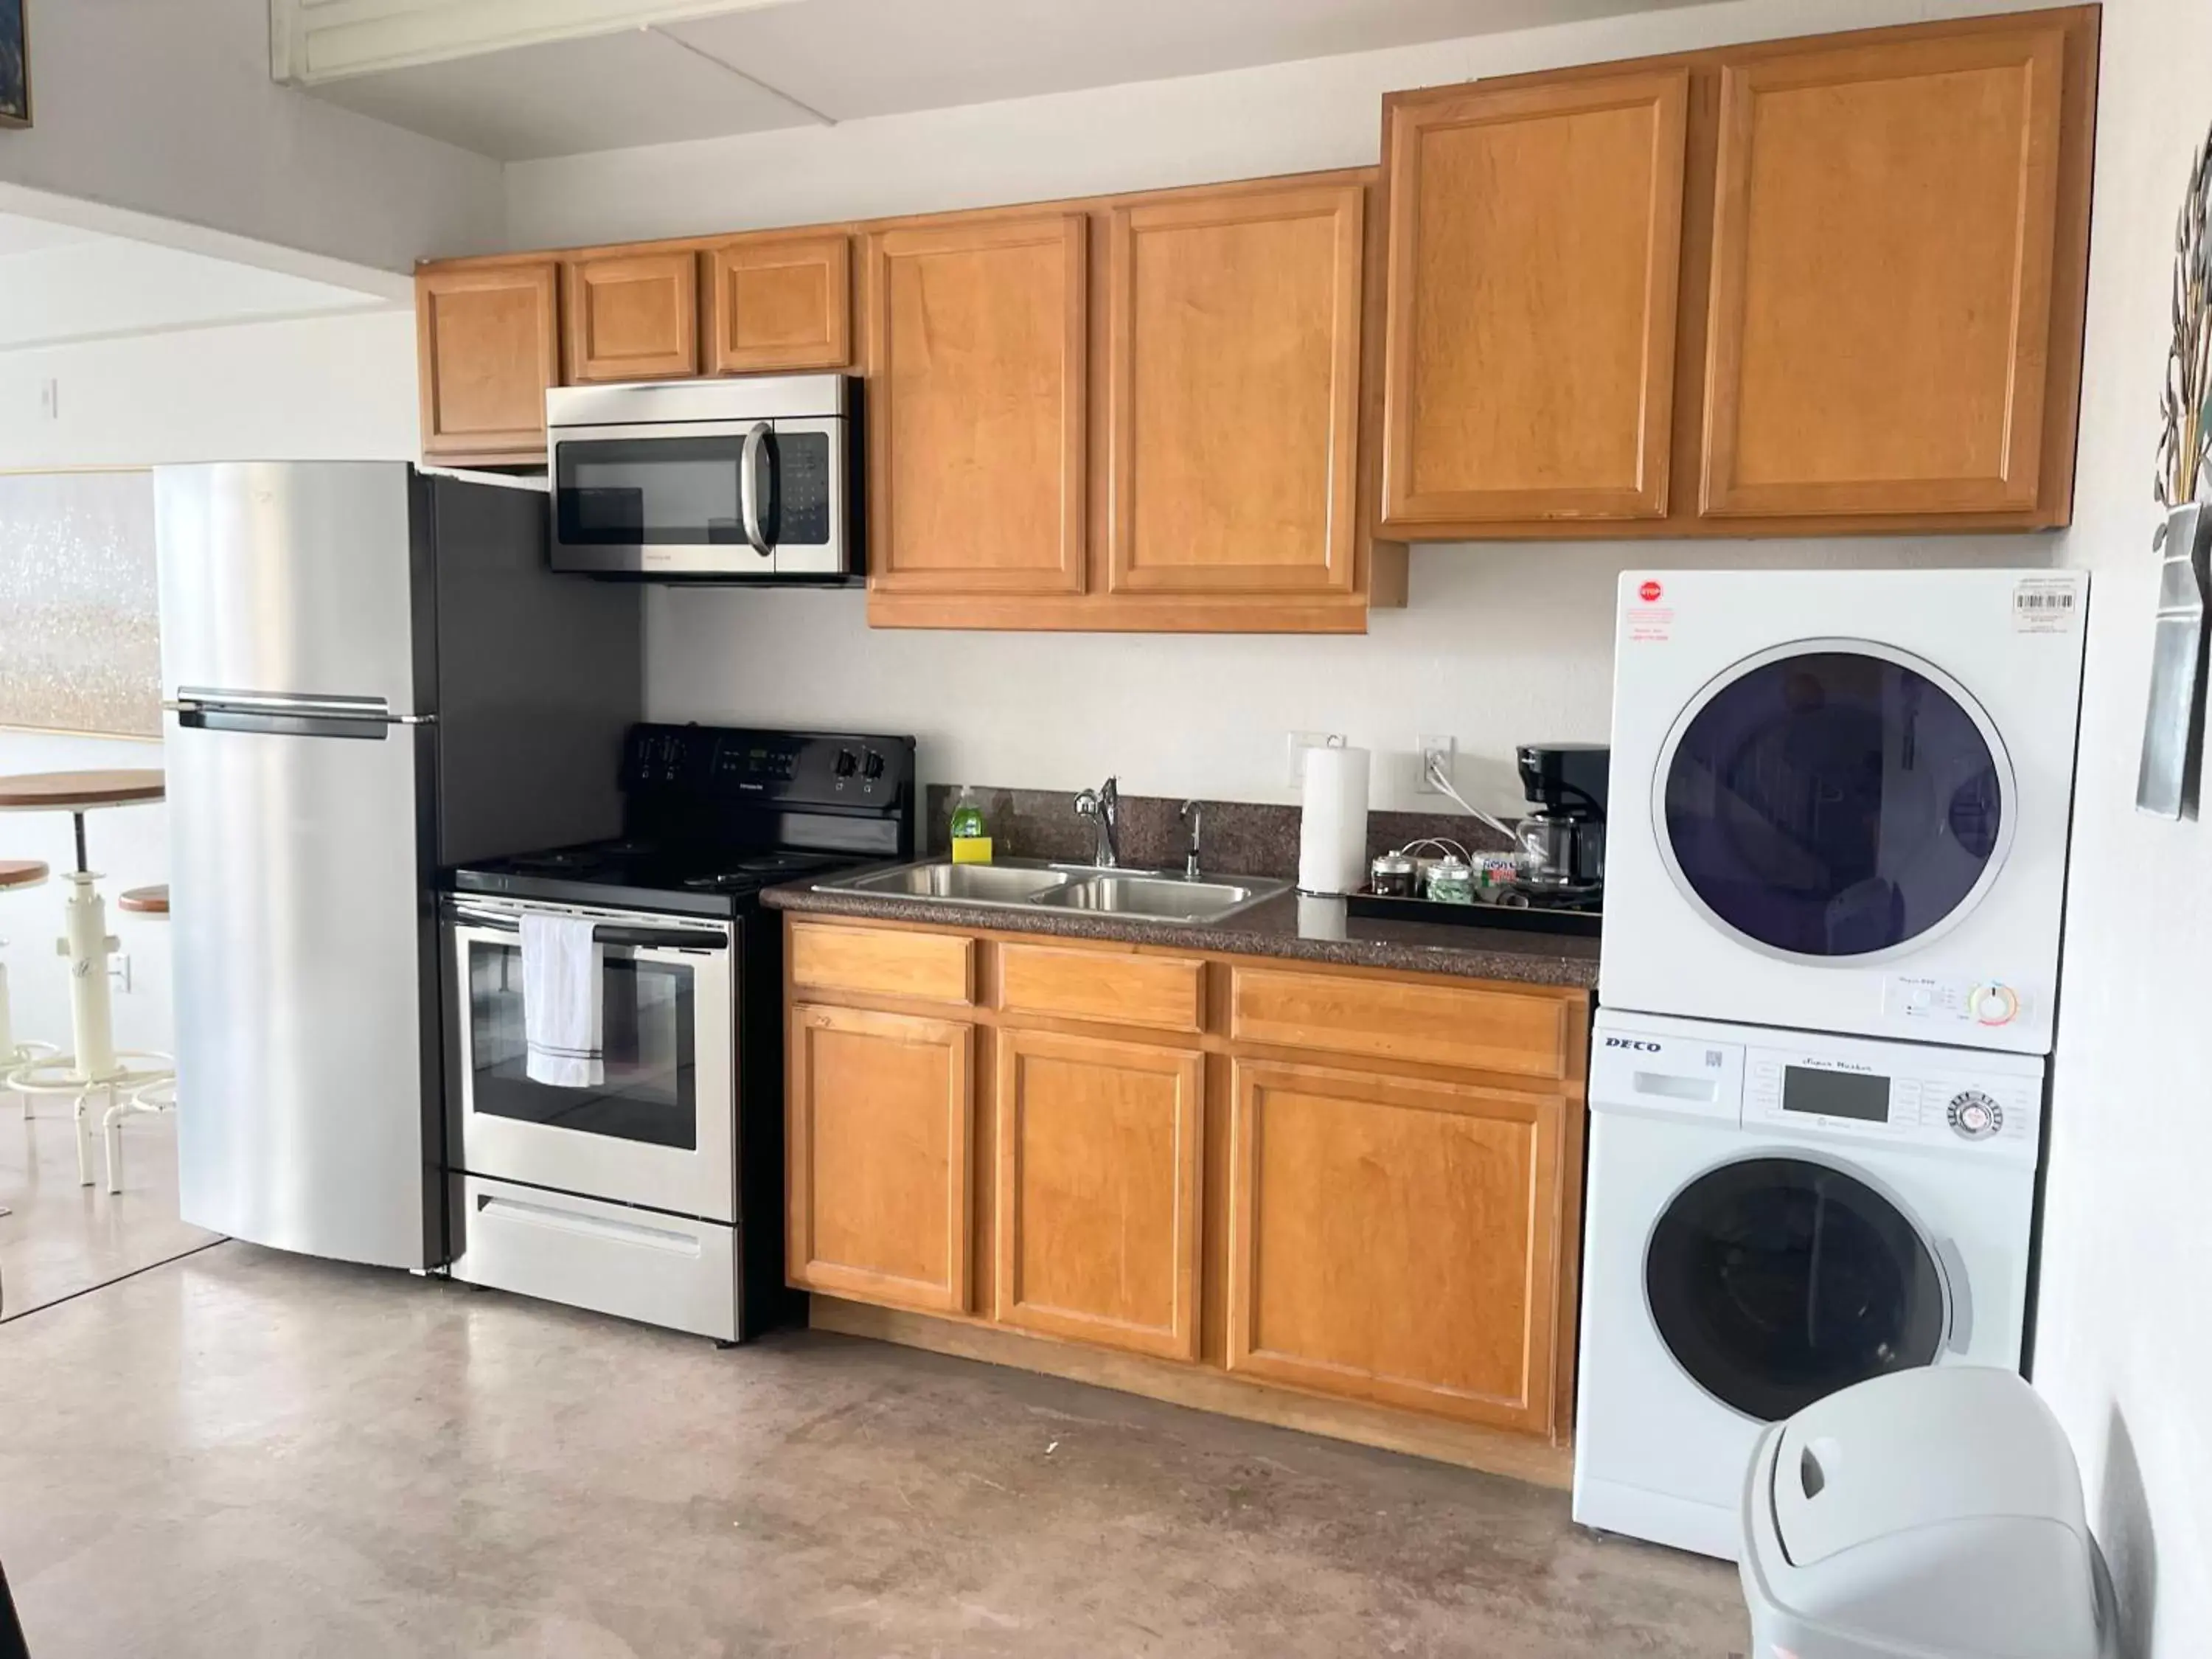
[1646,1155,1947,1421]
[1661,649,2006,958]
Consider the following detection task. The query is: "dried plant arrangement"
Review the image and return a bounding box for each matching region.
[2158,123,2212,509]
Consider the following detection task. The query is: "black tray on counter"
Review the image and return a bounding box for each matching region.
[1345,888,1602,939]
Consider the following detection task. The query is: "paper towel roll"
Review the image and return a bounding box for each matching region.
[1298,742,1371,896]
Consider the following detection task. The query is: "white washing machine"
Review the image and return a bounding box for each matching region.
[1602,569,2087,1054]
[1573,1008,2042,1562]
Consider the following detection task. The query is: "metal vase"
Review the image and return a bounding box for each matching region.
[2137,501,2212,818]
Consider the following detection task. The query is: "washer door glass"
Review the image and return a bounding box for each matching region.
[1646,1156,1947,1421]
[1661,648,2006,958]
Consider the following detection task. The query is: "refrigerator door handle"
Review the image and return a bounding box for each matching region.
[166,691,437,737]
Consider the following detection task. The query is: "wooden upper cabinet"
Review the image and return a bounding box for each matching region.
[1701,21,2070,518]
[867,213,1089,596]
[1107,184,1364,595]
[993,1029,1203,1361]
[563,248,699,383]
[1225,1059,1565,1435]
[1381,72,1688,526]
[416,260,559,461]
[787,1003,974,1314]
[705,232,852,375]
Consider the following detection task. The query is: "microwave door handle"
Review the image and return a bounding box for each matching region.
[739,420,773,558]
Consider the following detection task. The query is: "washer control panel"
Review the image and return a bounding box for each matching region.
[1593,1012,2044,1164]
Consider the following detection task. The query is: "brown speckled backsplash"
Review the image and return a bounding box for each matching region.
[923,785,1511,877]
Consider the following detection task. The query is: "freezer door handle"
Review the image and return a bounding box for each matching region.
[171,703,390,740]
[165,691,437,737]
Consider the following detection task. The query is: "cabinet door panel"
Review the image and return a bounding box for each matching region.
[563,249,699,383]
[706,233,851,374]
[994,1030,1202,1360]
[1108,184,1363,594]
[1226,1060,1562,1433]
[868,215,1088,594]
[1700,25,2066,516]
[787,1004,973,1312]
[1382,72,1687,525]
[416,261,559,460]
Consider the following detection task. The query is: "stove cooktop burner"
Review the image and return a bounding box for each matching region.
[453,841,864,916]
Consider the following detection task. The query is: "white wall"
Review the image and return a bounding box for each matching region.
[2035,2,2212,1653]
[0,0,503,272]
[0,308,419,469]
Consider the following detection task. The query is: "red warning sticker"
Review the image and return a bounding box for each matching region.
[1638,580,1663,603]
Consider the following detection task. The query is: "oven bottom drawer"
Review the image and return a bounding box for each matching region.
[450,1175,738,1342]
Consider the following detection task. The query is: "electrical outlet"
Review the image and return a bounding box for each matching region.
[1285,730,1335,789]
[1416,735,1457,795]
[108,953,132,993]
[38,378,58,421]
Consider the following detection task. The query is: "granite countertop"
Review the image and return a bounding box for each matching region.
[764,879,1599,990]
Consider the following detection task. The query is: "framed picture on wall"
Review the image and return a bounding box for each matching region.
[0,0,26,130]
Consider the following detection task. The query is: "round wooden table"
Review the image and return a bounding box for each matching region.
[0,769,173,1188]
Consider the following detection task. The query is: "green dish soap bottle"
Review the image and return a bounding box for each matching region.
[949,785,992,864]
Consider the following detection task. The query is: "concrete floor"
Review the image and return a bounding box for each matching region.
[0,1097,218,1320]
[0,1243,1747,1658]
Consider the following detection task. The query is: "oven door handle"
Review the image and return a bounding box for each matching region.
[447,905,729,951]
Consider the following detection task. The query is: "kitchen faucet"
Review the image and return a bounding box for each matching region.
[1073,776,1120,868]
[1180,799,1203,878]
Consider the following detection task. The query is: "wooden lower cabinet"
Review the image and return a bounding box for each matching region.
[1225,1059,1564,1435]
[782,914,1587,1473]
[787,1003,974,1313]
[993,1029,1203,1360]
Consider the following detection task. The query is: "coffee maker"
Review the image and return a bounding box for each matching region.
[1514,742,1608,892]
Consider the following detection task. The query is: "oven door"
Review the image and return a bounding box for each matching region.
[448,900,737,1222]
[549,417,848,577]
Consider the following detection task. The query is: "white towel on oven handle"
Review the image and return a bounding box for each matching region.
[521,912,605,1088]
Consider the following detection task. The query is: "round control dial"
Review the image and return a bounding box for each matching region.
[1969,982,2020,1025]
[1948,1090,2003,1140]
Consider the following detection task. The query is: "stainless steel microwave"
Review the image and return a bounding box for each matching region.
[546,375,858,579]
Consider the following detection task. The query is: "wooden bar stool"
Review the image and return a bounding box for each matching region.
[102,885,173,1194]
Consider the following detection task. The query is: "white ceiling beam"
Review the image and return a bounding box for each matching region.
[271,0,810,86]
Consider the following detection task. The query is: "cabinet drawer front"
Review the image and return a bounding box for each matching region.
[998,943,1204,1032]
[790,922,974,1004]
[1230,966,1568,1079]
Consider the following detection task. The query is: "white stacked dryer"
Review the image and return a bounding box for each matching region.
[1574,569,2087,1560]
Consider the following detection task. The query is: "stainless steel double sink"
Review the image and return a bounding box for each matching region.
[818,857,1289,925]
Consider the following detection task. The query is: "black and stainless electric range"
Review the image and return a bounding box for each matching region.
[441,723,916,1341]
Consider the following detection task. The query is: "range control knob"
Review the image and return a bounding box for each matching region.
[1969,982,2020,1025]
[833,749,859,779]
[862,750,886,781]
[1947,1090,2003,1140]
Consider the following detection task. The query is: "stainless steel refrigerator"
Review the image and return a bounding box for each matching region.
[155,462,641,1270]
